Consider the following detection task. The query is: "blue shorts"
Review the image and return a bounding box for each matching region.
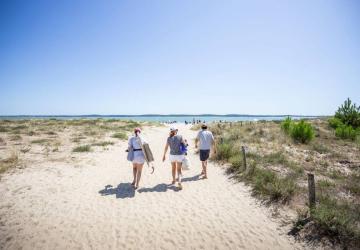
[200,150,210,161]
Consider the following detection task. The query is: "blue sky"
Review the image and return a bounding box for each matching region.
[0,0,359,115]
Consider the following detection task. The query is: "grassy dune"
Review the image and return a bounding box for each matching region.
[203,119,360,248]
[0,119,158,175]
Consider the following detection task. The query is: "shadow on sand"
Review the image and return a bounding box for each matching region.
[98,183,135,199]
[138,183,179,193]
[182,174,202,182]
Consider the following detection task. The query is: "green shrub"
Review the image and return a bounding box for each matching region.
[335,98,360,128]
[290,120,314,143]
[328,117,343,129]
[312,195,360,243]
[281,117,292,134]
[72,145,91,152]
[335,124,357,140]
[246,167,297,202]
[214,143,233,160]
[229,154,243,171]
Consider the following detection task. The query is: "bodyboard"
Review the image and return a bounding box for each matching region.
[143,143,154,162]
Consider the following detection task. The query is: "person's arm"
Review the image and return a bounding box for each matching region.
[195,132,200,149]
[162,143,169,162]
[127,138,132,151]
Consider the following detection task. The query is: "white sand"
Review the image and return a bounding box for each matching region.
[0,124,305,250]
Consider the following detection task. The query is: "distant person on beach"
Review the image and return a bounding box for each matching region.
[195,124,216,179]
[162,127,185,190]
[127,128,146,189]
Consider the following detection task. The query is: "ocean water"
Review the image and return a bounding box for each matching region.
[0,115,320,123]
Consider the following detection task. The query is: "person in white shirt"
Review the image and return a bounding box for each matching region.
[195,124,216,179]
[128,128,146,189]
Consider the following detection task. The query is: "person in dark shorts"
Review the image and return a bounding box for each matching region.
[200,149,210,161]
[195,124,216,179]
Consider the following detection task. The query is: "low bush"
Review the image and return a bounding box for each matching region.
[290,120,314,143]
[335,125,357,140]
[328,117,343,129]
[281,118,314,144]
[281,117,292,134]
[311,195,360,244]
[243,166,297,202]
[228,154,243,172]
[214,143,233,161]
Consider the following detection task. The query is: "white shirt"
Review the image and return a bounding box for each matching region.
[196,130,214,150]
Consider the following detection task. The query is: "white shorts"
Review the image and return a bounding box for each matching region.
[169,154,185,163]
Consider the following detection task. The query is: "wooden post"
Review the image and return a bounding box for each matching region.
[307,173,316,209]
[241,146,247,170]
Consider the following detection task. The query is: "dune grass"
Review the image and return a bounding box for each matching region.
[31,139,49,144]
[9,135,22,141]
[91,141,114,147]
[0,126,8,132]
[0,152,19,174]
[111,132,127,140]
[208,119,360,247]
[311,195,360,244]
[72,145,91,153]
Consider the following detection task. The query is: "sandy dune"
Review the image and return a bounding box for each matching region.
[0,124,305,250]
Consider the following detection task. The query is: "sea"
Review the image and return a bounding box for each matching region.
[0,115,322,123]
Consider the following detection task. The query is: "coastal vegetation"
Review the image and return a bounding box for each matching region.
[0,119,150,173]
[72,145,92,153]
[205,99,360,248]
[329,98,360,141]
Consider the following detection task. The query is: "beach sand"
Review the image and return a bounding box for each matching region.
[0,124,305,250]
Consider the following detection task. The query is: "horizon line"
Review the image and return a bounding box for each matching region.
[0,114,328,117]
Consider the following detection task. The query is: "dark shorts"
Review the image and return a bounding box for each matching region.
[200,150,210,161]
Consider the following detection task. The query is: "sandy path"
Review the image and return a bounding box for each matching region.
[0,124,304,250]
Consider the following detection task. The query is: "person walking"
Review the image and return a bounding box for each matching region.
[127,128,146,189]
[162,127,185,190]
[195,124,216,179]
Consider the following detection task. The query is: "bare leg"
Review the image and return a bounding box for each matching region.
[135,163,143,189]
[203,161,208,179]
[132,164,137,185]
[177,162,183,190]
[171,162,176,184]
[201,161,206,175]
